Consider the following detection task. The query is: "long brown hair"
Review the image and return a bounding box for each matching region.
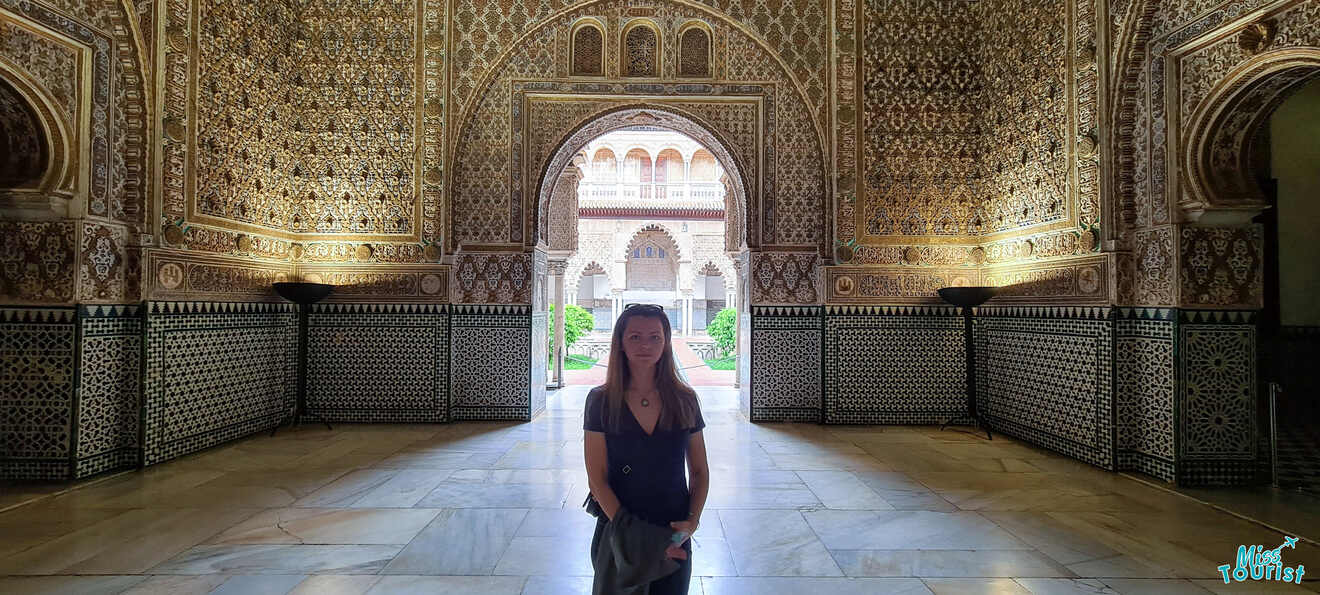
[595,305,700,433]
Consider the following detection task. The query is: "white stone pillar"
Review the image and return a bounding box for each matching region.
[550,260,568,388]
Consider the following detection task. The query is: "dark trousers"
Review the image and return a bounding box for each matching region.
[591,518,692,595]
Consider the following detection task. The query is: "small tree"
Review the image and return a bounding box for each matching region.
[706,307,737,357]
[549,304,596,358]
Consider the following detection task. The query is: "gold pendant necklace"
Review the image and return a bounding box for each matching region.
[641,398,650,407]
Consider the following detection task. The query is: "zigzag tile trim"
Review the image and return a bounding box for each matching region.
[825,305,961,317]
[975,306,1113,319]
[751,306,824,317]
[1180,310,1258,324]
[1114,307,1176,321]
[78,304,141,318]
[312,303,450,315]
[451,304,532,316]
[147,301,297,315]
[0,308,76,323]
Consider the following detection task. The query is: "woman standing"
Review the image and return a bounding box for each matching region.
[584,303,710,594]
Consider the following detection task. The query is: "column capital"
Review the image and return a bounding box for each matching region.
[548,259,569,275]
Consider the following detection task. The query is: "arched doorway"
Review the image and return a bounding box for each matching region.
[539,106,749,391]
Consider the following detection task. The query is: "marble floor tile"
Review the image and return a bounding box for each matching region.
[350,469,453,508]
[210,574,308,595]
[293,469,401,507]
[831,549,1074,578]
[494,536,595,575]
[0,575,147,595]
[383,508,527,575]
[0,507,259,575]
[415,479,574,509]
[1015,578,1121,594]
[796,470,896,510]
[2,385,1314,594]
[804,510,1031,550]
[520,575,595,595]
[1098,578,1215,594]
[288,575,383,595]
[121,575,231,594]
[922,577,1033,594]
[208,507,441,545]
[1188,578,1319,593]
[150,544,401,575]
[701,576,933,594]
[718,509,843,576]
[366,575,527,595]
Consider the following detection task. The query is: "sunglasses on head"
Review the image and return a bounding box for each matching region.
[624,303,665,312]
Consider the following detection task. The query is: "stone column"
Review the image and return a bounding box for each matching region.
[549,259,568,388]
[731,254,746,388]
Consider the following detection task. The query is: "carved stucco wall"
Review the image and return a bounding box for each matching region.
[161,0,444,269]
[1,0,150,305]
[1112,0,1317,309]
[449,0,828,253]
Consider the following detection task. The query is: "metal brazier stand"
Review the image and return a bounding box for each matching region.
[272,282,335,435]
[937,286,997,440]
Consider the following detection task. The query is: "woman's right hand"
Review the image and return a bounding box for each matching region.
[664,544,688,560]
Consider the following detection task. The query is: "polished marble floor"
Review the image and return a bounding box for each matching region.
[2,386,1318,594]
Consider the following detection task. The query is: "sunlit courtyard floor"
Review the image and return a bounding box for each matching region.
[1,385,1317,594]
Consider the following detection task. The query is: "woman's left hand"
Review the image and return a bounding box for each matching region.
[669,519,698,545]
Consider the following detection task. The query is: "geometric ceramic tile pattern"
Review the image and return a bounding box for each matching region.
[307,304,449,423]
[750,306,823,422]
[75,305,142,479]
[824,306,965,425]
[0,308,75,480]
[449,305,532,421]
[1114,308,1176,482]
[1177,310,1258,486]
[975,307,1115,470]
[142,302,297,467]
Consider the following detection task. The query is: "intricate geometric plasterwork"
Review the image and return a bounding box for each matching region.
[298,265,450,304]
[144,249,292,302]
[981,255,1109,304]
[572,22,605,76]
[825,266,978,304]
[1,1,122,219]
[1133,226,1175,306]
[450,0,826,252]
[143,301,297,466]
[450,252,533,305]
[622,21,659,77]
[546,166,582,252]
[678,26,711,77]
[1,221,77,304]
[165,0,444,255]
[0,19,78,118]
[0,307,75,479]
[860,0,983,242]
[79,222,132,303]
[1179,225,1263,309]
[749,251,819,305]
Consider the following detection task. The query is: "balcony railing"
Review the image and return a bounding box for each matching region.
[579,181,725,204]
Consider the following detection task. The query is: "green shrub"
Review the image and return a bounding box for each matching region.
[706,307,737,356]
[549,304,596,357]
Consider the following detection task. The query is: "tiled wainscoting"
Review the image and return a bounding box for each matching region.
[975,307,1116,471]
[749,306,823,422]
[825,306,966,425]
[308,304,450,423]
[142,302,297,466]
[449,305,538,422]
[1,308,77,480]
[1,302,1263,486]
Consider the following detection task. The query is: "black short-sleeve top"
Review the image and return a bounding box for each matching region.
[583,386,705,527]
